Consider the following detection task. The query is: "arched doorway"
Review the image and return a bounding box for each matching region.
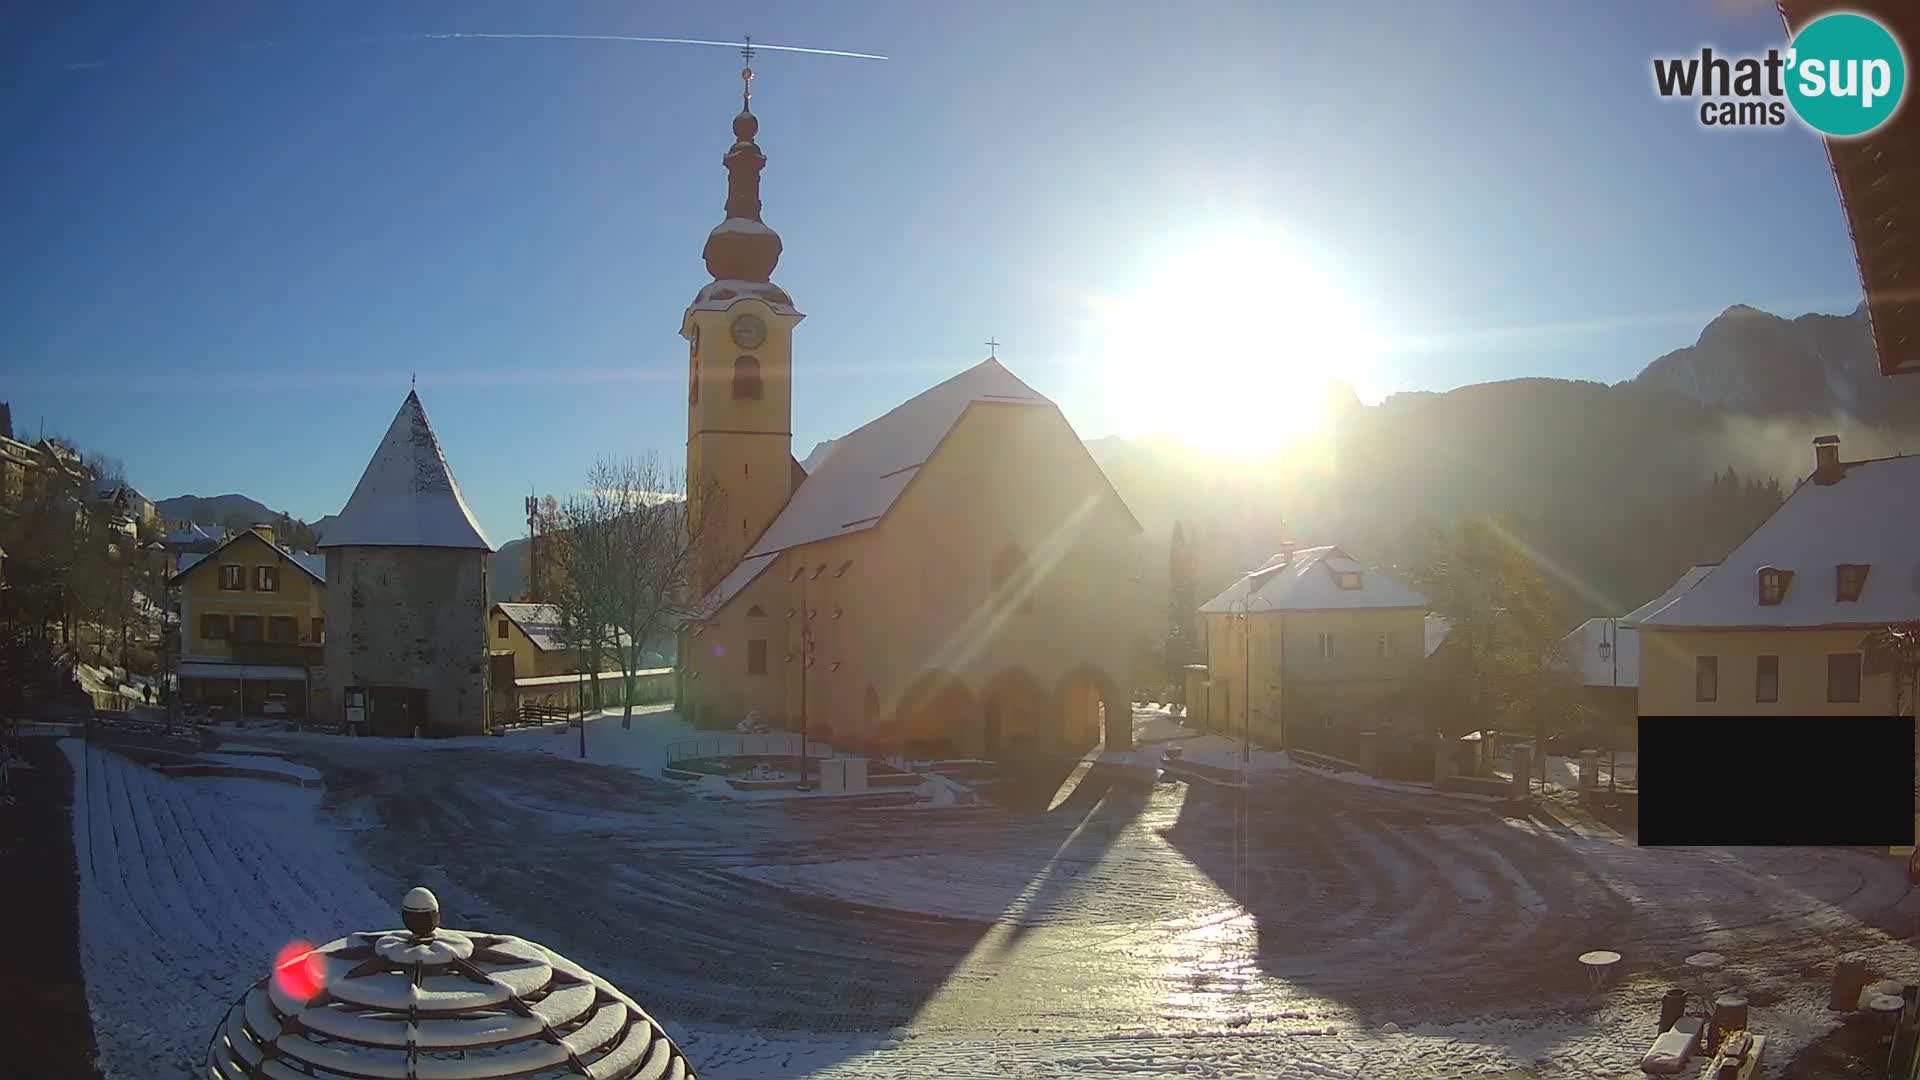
[1057,666,1131,752]
[895,671,976,760]
[981,667,1051,760]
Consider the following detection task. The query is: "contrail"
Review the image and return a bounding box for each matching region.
[383,33,887,61]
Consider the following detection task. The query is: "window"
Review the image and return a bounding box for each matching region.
[221,564,244,590]
[1338,572,1362,590]
[255,565,279,592]
[1755,655,1779,703]
[1757,567,1792,605]
[732,356,763,399]
[268,616,297,643]
[992,546,1032,613]
[1828,653,1863,703]
[234,615,261,643]
[1695,656,1718,702]
[312,617,325,642]
[689,357,700,405]
[497,619,510,640]
[1318,632,1335,660]
[747,638,768,675]
[202,613,230,640]
[747,605,766,618]
[1376,633,1394,659]
[1837,564,1870,602]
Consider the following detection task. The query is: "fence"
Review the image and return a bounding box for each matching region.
[663,733,909,774]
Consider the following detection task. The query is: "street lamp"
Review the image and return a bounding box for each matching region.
[1229,589,1274,768]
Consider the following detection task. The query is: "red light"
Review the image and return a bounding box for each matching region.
[272,941,324,1003]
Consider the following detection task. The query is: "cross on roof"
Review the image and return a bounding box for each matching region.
[985,337,1000,359]
[740,35,755,108]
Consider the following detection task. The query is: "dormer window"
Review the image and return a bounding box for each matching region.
[1836,564,1870,603]
[747,605,766,618]
[1757,567,1792,606]
[1338,572,1362,590]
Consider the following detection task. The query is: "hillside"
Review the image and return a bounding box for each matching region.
[153,493,280,528]
[160,303,1914,633]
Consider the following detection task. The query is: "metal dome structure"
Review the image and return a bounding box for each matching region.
[206,887,695,1079]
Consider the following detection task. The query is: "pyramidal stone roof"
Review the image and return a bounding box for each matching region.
[319,391,493,551]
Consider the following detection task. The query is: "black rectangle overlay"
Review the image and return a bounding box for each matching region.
[1638,716,1914,847]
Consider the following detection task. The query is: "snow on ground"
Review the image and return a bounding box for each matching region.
[58,719,1912,1080]
[60,739,391,1078]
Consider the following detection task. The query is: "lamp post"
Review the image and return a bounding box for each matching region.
[796,571,818,790]
[1229,590,1274,767]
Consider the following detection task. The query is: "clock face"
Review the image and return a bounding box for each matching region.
[730,314,768,350]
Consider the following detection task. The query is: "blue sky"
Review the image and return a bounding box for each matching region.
[0,0,1871,545]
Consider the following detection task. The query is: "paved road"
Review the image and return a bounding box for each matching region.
[273,735,1918,1049]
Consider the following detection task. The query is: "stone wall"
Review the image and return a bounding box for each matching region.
[324,547,489,735]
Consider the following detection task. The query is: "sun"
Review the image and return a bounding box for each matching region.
[1088,222,1380,459]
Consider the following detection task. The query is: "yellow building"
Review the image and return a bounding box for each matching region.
[1196,545,1430,752]
[490,603,651,679]
[172,524,328,718]
[678,85,1142,760]
[1633,437,1920,719]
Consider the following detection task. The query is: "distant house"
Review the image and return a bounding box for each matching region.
[91,480,157,529]
[1195,544,1430,752]
[491,603,637,679]
[171,524,328,719]
[1631,436,1920,719]
[488,602,676,725]
[1555,564,1715,734]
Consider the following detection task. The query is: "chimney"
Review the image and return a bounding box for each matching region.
[1812,435,1843,485]
[250,522,277,547]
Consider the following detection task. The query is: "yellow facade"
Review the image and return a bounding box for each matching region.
[687,402,1139,758]
[1203,606,1427,747]
[683,297,803,596]
[177,530,326,660]
[1637,627,1905,716]
[489,605,625,679]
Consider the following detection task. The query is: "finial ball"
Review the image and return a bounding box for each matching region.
[401,886,441,936]
[733,110,759,140]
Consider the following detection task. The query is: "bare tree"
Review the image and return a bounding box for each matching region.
[561,456,723,729]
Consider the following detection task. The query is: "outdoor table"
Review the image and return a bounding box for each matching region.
[1684,952,1728,1021]
[1579,949,1622,994]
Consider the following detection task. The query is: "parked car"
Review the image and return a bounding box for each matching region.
[262,693,290,718]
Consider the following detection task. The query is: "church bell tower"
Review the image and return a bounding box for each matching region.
[683,49,804,598]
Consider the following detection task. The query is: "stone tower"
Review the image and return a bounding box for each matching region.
[320,391,494,736]
[681,68,805,599]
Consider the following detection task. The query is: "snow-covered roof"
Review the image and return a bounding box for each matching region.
[166,523,217,546]
[702,552,778,613]
[1622,564,1716,624]
[205,886,695,1080]
[1556,617,1640,687]
[1200,545,1429,613]
[495,603,631,653]
[687,278,799,316]
[172,532,324,584]
[1635,454,1920,628]
[318,391,493,551]
[745,359,1050,559]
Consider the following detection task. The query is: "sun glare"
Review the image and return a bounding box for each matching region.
[1090,223,1380,459]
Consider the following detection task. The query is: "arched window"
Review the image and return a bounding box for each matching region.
[992,545,1033,613]
[732,356,763,400]
[747,605,766,618]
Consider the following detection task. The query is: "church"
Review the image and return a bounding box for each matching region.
[678,70,1142,759]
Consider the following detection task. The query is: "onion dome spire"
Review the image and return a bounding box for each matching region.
[703,37,783,284]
